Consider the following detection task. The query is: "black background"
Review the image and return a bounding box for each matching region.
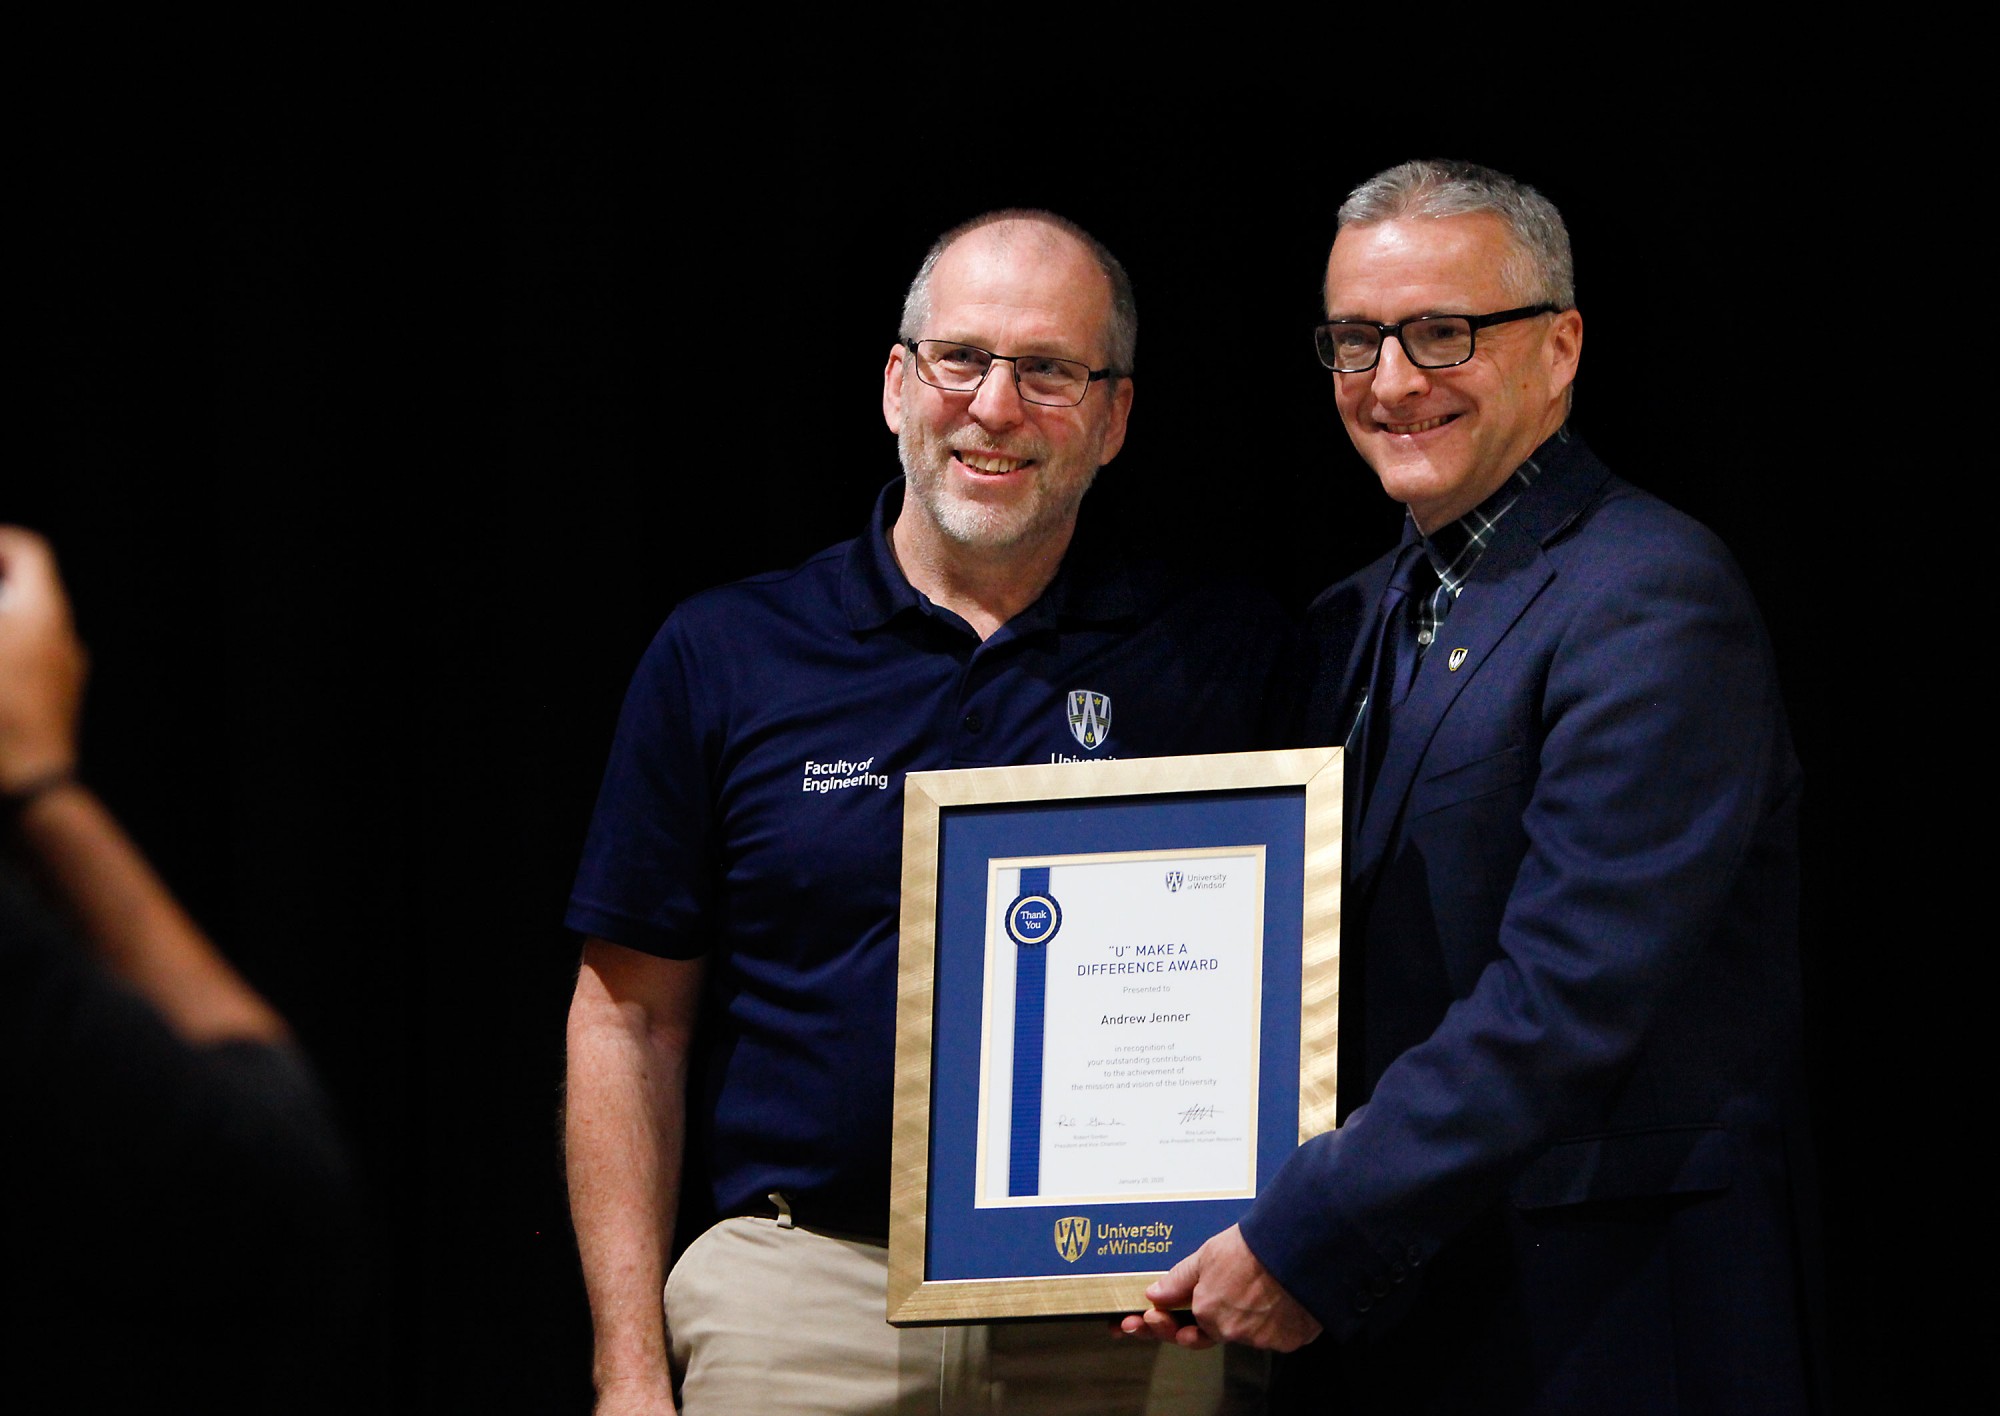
[16,51,1929,1413]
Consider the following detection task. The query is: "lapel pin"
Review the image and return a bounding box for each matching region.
[1448,647,1468,671]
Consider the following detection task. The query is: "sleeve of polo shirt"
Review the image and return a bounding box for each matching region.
[565,615,718,959]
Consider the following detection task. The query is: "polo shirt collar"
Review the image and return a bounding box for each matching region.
[841,478,1144,635]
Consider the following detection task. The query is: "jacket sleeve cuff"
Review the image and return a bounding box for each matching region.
[1238,1131,1430,1342]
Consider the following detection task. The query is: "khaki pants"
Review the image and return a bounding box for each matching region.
[664,1216,1267,1415]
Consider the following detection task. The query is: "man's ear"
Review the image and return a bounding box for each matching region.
[1098,376,1135,465]
[882,342,908,434]
[1545,309,1583,396]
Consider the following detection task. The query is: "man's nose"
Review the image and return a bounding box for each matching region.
[1370,336,1432,401]
[968,358,1028,428]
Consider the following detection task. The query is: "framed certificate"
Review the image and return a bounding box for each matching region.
[888,747,1342,1323]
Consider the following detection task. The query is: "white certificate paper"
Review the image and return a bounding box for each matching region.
[972,847,1265,1208]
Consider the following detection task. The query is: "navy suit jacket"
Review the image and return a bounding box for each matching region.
[1241,435,1816,1414]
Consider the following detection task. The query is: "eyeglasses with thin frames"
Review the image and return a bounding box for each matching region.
[902,339,1120,409]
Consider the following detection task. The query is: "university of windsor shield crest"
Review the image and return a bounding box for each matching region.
[1066,690,1111,751]
[1053,1215,1090,1263]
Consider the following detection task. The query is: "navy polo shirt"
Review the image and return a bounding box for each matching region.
[567,481,1296,1238]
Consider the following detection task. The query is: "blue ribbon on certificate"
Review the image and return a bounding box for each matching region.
[1004,866,1062,1197]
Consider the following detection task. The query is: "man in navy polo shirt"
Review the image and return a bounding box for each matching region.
[563,211,1291,1415]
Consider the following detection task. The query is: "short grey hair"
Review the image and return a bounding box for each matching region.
[898,209,1137,376]
[1336,159,1575,311]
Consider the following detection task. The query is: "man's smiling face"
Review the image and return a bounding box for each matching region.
[1325,213,1580,532]
[883,220,1131,562]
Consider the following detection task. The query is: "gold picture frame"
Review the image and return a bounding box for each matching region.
[888,747,1343,1323]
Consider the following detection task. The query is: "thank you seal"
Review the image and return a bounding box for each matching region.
[1006,868,1062,947]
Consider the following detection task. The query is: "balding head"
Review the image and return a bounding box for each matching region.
[899,210,1136,377]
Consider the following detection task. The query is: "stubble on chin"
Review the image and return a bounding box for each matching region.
[896,420,1094,553]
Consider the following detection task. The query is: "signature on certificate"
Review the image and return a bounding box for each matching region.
[1176,1104,1222,1125]
[1055,1114,1128,1129]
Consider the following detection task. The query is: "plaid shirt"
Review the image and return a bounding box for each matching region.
[1408,428,1564,657]
[1343,432,1566,752]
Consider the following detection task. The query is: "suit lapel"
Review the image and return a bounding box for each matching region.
[1331,547,1412,855]
[1330,549,1403,741]
[1344,539,1554,903]
[1343,442,1616,909]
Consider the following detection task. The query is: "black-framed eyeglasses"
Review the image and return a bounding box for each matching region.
[902,338,1120,408]
[1312,304,1562,373]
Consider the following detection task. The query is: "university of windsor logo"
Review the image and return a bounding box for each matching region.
[1164,871,1183,893]
[1053,1215,1091,1263]
[1066,690,1112,751]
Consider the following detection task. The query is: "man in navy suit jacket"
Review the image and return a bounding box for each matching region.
[1129,160,1817,1413]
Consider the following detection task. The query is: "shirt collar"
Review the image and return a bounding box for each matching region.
[1407,426,1568,595]
[841,479,1143,635]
